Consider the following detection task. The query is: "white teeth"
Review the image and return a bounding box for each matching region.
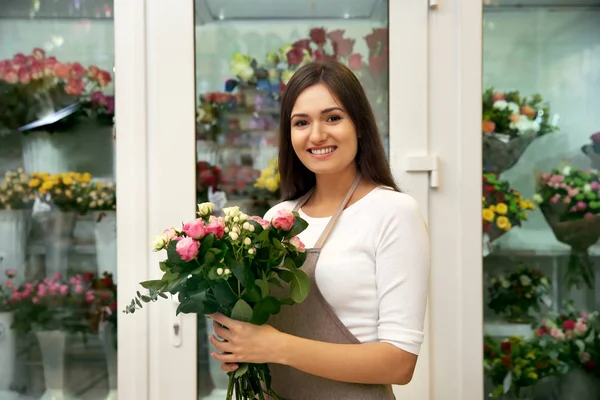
[310,147,335,155]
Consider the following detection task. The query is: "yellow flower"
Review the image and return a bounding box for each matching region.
[62,176,73,186]
[41,181,53,191]
[65,190,73,198]
[496,216,511,231]
[527,371,538,380]
[482,208,495,222]
[489,205,496,212]
[264,177,278,192]
[54,188,62,195]
[29,178,41,188]
[495,203,508,215]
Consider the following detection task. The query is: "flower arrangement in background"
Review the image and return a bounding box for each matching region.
[196,92,240,141]
[253,158,280,197]
[534,166,600,289]
[580,131,600,172]
[482,172,535,242]
[481,88,558,173]
[487,265,551,323]
[0,48,112,131]
[197,161,221,202]
[220,164,260,198]
[28,171,93,214]
[0,269,18,312]
[82,180,116,213]
[85,90,115,125]
[0,169,36,210]
[124,204,309,399]
[10,272,96,334]
[535,307,600,376]
[482,88,557,139]
[483,335,567,398]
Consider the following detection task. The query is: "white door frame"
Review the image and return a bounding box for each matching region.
[115,0,486,398]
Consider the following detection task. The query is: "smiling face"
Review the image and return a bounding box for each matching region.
[289,83,358,176]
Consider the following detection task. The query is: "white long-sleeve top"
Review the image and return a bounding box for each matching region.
[264,187,430,355]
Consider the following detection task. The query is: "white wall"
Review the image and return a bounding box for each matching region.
[483,9,600,250]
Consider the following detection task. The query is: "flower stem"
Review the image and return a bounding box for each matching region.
[226,372,234,400]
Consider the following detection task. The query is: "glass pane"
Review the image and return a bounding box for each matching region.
[193,1,389,397]
[0,2,117,399]
[482,1,600,398]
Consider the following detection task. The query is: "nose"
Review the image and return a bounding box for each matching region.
[308,121,327,144]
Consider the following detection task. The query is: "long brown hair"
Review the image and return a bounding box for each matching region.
[278,61,399,200]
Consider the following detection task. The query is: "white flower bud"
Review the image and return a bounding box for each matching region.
[197,202,214,217]
[240,213,248,221]
[248,248,255,255]
[225,215,230,222]
[151,234,167,251]
[233,216,240,222]
[224,227,230,233]
[243,237,251,246]
[243,222,251,230]
[229,231,239,241]
[224,268,231,275]
[249,224,255,232]
[217,268,224,276]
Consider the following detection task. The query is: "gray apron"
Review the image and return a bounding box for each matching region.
[267,173,395,400]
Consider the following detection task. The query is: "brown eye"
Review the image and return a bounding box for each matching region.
[327,116,341,122]
[293,120,308,127]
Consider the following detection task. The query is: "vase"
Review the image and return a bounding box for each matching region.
[35,331,75,400]
[483,321,533,339]
[0,210,28,282]
[203,317,229,399]
[98,322,117,400]
[20,132,71,175]
[42,212,76,278]
[94,212,117,282]
[0,312,16,394]
[482,130,537,174]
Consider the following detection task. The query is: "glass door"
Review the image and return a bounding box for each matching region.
[0,0,126,399]
[480,0,600,398]
[143,0,434,399]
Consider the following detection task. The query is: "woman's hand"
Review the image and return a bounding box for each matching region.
[207,313,285,373]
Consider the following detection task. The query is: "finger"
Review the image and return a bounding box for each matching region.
[213,321,232,341]
[207,312,235,329]
[221,363,239,372]
[209,334,233,353]
[211,351,239,363]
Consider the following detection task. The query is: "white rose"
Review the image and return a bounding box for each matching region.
[532,193,543,204]
[197,202,214,217]
[493,100,508,110]
[240,213,248,221]
[563,166,572,176]
[507,102,520,114]
[151,234,167,251]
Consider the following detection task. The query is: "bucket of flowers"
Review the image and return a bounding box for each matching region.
[534,165,600,289]
[124,203,310,399]
[482,88,558,174]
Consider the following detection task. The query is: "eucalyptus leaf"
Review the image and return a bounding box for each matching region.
[290,269,310,303]
[139,280,165,290]
[231,299,253,322]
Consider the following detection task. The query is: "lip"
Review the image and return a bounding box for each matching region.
[307,146,337,159]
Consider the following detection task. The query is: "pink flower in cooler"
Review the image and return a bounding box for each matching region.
[183,219,206,239]
[70,62,87,80]
[271,209,296,231]
[65,79,85,95]
[32,47,45,60]
[176,237,200,261]
[550,328,566,340]
[53,63,71,79]
[5,269,17,278]
[574,320,588,335]
[4,70,18,84]
[348,54,363,70]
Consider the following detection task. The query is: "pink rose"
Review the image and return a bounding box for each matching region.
[74,285,84,294]
[205,219,225,239]
[53,272,63,280]
[289,236,306,253]
[249,216,270,229]
[32,48,46,60]
[53,62,71,79]
[64,79,85,95]
[32,297,39,304]
[176,237,200,261]
[70,62,86,80]
[60,285,69,295]
[182,219,206,239]
[574,321,588,335]
[4,269,17,278]
[271,210,296,231]
[348,54,363,70]
[550,328,565,340]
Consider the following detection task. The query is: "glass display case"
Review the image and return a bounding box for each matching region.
[480,0,600,398]
[192,1,390,397]
[0,1,117,399]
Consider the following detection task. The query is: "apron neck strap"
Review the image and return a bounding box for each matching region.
[294,173,362,249]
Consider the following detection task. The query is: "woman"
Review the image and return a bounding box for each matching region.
[207,61,430,399]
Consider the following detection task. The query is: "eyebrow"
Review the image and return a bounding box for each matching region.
[291,107,345,119]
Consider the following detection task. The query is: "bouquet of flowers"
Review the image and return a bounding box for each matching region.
[82,180,116,214]
[482,88,558,173]
[534,166,600,288]
[487,265,551,323]
[535,308,600,375]
[0,48,112,132]
[124,203,309,399]
[482,173,535,251]
[10,272,96,334]
[0,168,36,210]
[85,91,115,126]
[0,269,18,312]
[28,171,93,214]
[484,335,567,398]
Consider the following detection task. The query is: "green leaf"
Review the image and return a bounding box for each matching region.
[165,274,188,294]
[231,299,253,322]
[231,261,247,286]
[290,269,310,303]
[139,280,165,290]
[176,291,208,315]
[256,279,270,298]
[288,213,309,237]
[256,228,270,243]
[275,269,294,283]
[241,285,262,303]
[159,261,170,272]
[279,298,295,306]
[233,363,249,378]
[157,292,168,299]
[212,281,238,306]
[198,233,215,261]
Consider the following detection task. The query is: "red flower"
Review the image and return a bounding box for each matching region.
[500,340,511,354]
[501,356,512,368]
[348,54,363,70]
[109,301,117,313]
[365,28,388,50]
[313,49,325,63]
[102,276,114,288]
[293,39,312,52]
[536,327,550,337]
[332,38,355,57]
[84,272,95,283]
[368,56,387,75]
[309,28,327,45]
[327,29,346,43]
[286,47,304,67]
[563,320,576,330]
